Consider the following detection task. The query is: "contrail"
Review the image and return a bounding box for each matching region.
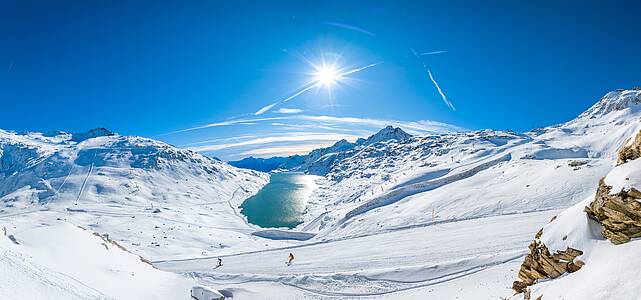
[326,22,376,37]
[337,62,380,77]
[255,83,320,115]
[254,62,380,115]
[427,70,455,111]
[420,50,447,56]
[410,48,455,111]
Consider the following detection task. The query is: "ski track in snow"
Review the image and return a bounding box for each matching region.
[155,210,555,297]
[1,90,641,299]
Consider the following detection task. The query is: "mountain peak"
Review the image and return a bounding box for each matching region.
[365,126,412,145]
[577,88,641,120]
[71,127,116,142]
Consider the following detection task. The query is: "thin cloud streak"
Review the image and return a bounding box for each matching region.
[238,143,334,158]
[325,22,376,37]
[159,116,287,136]
[164,114,465,137]
[255,83,320,115]
[427,70,455,111]
[179,135,257,147]
[276,108,304,114]
[189,133,360,152]
[420,50,448,56]
[337,62,380,77]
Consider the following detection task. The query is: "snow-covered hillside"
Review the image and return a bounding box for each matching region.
[3,88,641,299]
[511,126,641,300]
[154,88,641,299]
[295,89,641,240]
[0,128,278,260]
[1,221,193,299]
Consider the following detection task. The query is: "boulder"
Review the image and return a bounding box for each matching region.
[585,178,641,244]
[617,130,641,165]
[513,229,583,292]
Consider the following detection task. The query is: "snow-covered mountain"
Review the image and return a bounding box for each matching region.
[229,155,303,172]
[0,129,274,259]
[291,89,641,240]
[3,88,641,299]
[229,125,415,174]
[152,88,641,299]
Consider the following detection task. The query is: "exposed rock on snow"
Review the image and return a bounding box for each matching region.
[617,129,641,165]
[513,127,641,299]
[5,89,641,299]
[585,130,641,244]
[585,178,641,244]
[513,235,584,292]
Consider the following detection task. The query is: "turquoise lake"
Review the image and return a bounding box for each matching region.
[240,172,318,229]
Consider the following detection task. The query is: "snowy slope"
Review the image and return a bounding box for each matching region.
[510,126,641,300]
[296,89,641,241]
[1,220,193,299]
[3,89,641,299]
[0,128,273,261]
[153,89,641,299]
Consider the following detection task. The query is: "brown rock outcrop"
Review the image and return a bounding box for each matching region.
[512,237,584,292]
[617,130,641,165]
[584,178,641,244]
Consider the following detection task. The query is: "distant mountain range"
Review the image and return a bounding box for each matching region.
[229,125,415,174]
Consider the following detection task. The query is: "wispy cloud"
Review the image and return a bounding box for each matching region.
[162,112,466,160]
[179,135,257,147]
[159,116,286,136]
[325,22,376,37]
[164,114,464,137]
[188,132,360,153]
[239,143,335,158]
[276,108,304,114]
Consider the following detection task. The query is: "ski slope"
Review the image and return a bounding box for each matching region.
[1,89,641,299]
[156,210,555,298]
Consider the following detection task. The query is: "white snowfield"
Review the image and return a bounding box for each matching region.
[1,89,641,299]
[524,148,641,299]
[0,221,192,300]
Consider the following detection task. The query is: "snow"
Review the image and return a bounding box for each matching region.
[2,89,641,299]
[604,157,641,194]
[0,220,193,299]
[523,196,641,300]
[191,285,225,300]
[156,210,554,298]
[0,129,274,260]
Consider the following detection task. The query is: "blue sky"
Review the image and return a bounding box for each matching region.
[1,1,640,160]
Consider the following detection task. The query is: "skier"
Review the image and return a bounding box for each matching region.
[287,252,295,265]
[216,257,222,268]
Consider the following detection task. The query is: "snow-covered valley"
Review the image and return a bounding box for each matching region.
[2,88,641,299]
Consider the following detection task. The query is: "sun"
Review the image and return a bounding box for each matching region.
[314,65,340,87]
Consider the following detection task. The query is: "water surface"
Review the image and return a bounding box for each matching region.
[240,172,317,228]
